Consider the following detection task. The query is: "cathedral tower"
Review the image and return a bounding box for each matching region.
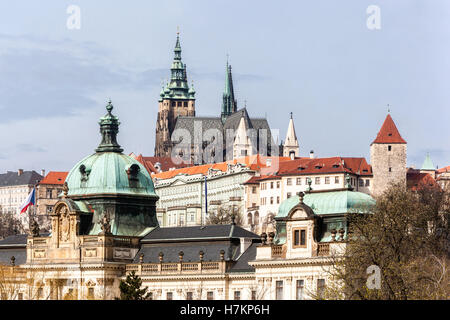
[370,113,407,196]
[155,33,196,157]
[221,61,237,122]
[282,112,299,159]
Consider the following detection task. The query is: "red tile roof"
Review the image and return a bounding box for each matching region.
[38,171,68,185]
[407,168,440,191]
[152,155,291,180]
[264,156,373,177]
[372,114,406,144]
[437,166,450,174]
[131,154,191,174]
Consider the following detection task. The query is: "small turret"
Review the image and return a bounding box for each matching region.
[282,112,299,159]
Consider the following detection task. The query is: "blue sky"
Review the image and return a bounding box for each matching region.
[0,0,448,172]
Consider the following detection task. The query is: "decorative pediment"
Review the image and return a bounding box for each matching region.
[50,199,81,245]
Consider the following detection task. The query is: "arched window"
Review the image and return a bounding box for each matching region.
[254,212,259,225]
[247,213,253,226]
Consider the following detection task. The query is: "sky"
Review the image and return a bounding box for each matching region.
[0,0,448,173]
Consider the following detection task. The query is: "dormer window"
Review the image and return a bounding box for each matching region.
[315,165,322,169]
[298,166,305,171]
[126,164,140,188]
[332,164,339,168]
[79,164,91,188]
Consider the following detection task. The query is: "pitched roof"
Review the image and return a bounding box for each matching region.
[0,171,43,187]
[131,154,190,174]
[407,168,440,190]
[437,166,450,174]
[372,114,406,144]
[142,224,259,242]
[421,154,435,171]
[38,171,68,185]
[264,156,373,177]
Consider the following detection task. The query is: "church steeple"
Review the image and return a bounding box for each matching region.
[221,60,237,122]
[96,100,123,153]
[282,112,299,159]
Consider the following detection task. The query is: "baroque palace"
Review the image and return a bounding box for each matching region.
[0,35,445,300]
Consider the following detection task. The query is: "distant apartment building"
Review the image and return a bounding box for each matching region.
[243,156,373,234]
[0,169,43,227]
[152,156,290,228]
[36,171,68,230]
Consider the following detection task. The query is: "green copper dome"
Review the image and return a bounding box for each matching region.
[65,101,158,198]
[277,190,375,218]
[65,152,157,197]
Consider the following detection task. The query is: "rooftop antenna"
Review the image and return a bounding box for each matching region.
[387,104,390,113]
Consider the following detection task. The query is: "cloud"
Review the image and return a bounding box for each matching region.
[15,144,47,153]
[0,35,134,123]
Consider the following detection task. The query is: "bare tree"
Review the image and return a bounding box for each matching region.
[322,182,449,300]
[0,213,24,240]
[206,203,244,226]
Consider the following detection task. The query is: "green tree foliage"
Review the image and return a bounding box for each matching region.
[117,271,151,300]
[325,183,449,300]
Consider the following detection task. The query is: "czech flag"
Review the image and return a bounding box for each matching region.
[19,188,35,214]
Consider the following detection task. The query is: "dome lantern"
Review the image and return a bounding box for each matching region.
[95,100,124,153]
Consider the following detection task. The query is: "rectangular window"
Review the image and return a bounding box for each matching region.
[325,177,330,184]
[388,145,392,151]
[234,291,240,300]
[315,177,321,184]
[270,182,274,189]
[317,279,326,299]
[186,292,193,300]
[167,292,173,300]
[252,186,257,194]
[277,196,280,204]
[251,290,256,300]
[88,288,94,299]
[46,205,53,214]
[18,292,23,300]
[296,280,304,300]
[365,179,370,187]
[270,197,273,204]
[389,167,392,172]
[296,178,301,185]
[287,192,291,199]
[335,176,339,184]
[275,281,283,300]
[207,291,214,300]
[46,189,53,199]
[359,179,364,187]
[293,228,307,248]
[276,181,280,188]
[37,288,43,299]
[286,178,292,186]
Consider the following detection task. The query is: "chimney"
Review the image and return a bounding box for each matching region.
[309,150,315,159]
[18,169,23,176]
[41,169,45,177]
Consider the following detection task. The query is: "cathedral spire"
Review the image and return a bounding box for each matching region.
[96,100,123,153]
[167,31,190,98]
[221,59,237,122]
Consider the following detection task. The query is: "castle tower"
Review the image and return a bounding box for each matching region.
[282,112,299,159]
[370,113,407,196]
[221,60,237,122]
[155,32,196,157]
